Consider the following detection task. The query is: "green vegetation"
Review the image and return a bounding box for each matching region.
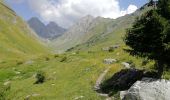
[125,0,170,77]
[35,71,45,84]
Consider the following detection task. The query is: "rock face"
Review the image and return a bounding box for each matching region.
[46,22,66,39]
[28,17,66,39]
[122,78,170,100]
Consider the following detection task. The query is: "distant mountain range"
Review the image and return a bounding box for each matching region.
[49,5,152,53]
[28,17,66,39]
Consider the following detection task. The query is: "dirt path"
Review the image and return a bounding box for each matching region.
[94,66,114,100]
[94,66,111,90]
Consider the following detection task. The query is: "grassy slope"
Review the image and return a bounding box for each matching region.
[0,1,48,61]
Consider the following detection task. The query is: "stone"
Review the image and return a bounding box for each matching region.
[120,91,128,100]
[102,45,120,52]
[25,95,31,100]
[110,45,120,49]
[103,59,117,64]
[25,60,34,65]
[100,69,143,94]
[121,62,130,69]
[122,78,170,100]
[74,96,84,100]
[102,47,110,51]
[15,71,21,74]
[4,81,11,86]
[32,93,40,97]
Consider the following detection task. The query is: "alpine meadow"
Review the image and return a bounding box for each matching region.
[0,0,170,100]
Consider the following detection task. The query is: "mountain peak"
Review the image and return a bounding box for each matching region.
[81,15,94,20]
[29,17,42,23]
[48,21,58,25]
[28,17,66,39]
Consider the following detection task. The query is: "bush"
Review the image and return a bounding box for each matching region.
[54,54,59,58]
[142,59,149,66]
[34,71,45,84]
[45,57,50,61]
[60,57,67,62]
[16,61,23,65]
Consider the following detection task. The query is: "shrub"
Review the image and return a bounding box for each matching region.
[16,61,23,65]
[34,71,45,84]
[45,57,50,61]
[60,57,67,62]
[54,54,59,58]
[142,59,149,66]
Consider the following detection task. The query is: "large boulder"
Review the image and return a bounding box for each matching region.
[100,69,143,94]
[122,78,170,100]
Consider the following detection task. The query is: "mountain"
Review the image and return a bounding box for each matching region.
[50,15,112,53]
[0,1,48,60]
[28,17,66,39]
[50,5,152,53]
[27,17,47,38]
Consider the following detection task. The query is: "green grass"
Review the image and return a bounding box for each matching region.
[0,44,158,100]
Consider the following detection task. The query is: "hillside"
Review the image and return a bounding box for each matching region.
[0,1,48,61]
[28,17,66,39]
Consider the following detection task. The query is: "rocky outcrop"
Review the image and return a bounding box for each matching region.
[100,69,144,94]
[121,78,170,100]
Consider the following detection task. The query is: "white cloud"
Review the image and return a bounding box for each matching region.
[120,5,138,16]
[27,0,137,28]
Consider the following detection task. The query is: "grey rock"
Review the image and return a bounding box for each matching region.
[103,59,117,64]
[102,45,120,51]
[120,91,128,100]
[110,45,120,49]
[32,93,40,97]
[102,47,110,51]
[121,62,130,69]
[74,96,84,100]
[122,78,170,100]
[25,95,31,100]
[15,71,21,74]
[24,60,34,65]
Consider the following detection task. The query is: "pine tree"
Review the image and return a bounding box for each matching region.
[157,0,170,19]
[124,0,170,77]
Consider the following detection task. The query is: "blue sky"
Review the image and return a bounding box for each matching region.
[5,0,148,28]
